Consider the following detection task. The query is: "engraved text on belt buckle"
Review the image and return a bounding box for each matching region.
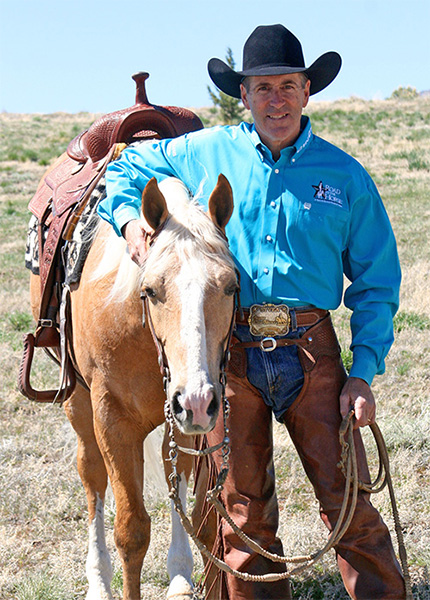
[248,304,290,337]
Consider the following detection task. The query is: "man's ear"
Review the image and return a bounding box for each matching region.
[240,83,251,111]
[303,79,311,108]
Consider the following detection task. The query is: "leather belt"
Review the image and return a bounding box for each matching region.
[235,306,329,352]
[236,306,328,330]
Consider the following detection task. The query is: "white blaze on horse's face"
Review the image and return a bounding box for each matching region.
[144,259,236,434]
[175,257,212,430]
[141,176,236,435]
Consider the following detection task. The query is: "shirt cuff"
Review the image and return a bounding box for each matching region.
[113,206,142,237]
[349,345,381,386]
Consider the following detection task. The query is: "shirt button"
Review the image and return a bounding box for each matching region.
[270,201,276,208]
[266,235,273,242]
[292,158,296,163]
[274,168,280,174]
[263,268,269,274]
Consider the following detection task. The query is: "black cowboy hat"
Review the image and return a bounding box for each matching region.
[208,24,342,98]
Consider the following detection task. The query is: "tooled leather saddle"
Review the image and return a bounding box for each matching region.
[18,72,203,403]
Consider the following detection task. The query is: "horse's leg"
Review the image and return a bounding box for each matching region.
[162,426,195,600]
[91,385,150,600]
[63,385,113,600]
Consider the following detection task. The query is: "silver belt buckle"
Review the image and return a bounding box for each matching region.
[248,303,290,337]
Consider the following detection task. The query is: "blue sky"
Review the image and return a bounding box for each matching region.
[1,0,429,114]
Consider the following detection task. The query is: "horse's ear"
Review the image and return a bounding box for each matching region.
[141,178,169,230]
[208,174,234,231]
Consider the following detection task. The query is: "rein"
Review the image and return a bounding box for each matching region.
[140,219,239,459]
[139,221,412,597]
[167,409,413,597]
[140,282,238,460]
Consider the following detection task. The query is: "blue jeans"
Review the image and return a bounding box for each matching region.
[234,324,307,422]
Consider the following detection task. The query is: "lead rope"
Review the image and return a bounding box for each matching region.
[167,405,412,597]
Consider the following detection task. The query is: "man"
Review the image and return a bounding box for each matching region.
[98,25,405,600]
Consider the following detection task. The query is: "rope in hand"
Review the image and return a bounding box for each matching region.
[354,414,413,600]
[168,407,413,597]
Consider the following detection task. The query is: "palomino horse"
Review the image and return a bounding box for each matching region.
[29,175,237,599]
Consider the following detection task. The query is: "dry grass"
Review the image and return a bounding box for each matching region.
[1,95,429,599]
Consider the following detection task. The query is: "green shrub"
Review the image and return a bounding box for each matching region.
[390,86,419,100]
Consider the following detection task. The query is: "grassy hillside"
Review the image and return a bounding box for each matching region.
[0,96,429,599]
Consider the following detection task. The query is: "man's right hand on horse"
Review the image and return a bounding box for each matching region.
[122,219,154,266]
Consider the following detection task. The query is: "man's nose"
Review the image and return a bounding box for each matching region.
[269,89,285,107]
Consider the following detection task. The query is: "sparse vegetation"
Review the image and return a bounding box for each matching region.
[12,569,69,600]
[0,114,96,165]
[1,93,430,598]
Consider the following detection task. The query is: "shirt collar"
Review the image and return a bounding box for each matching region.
[247,123,265,153]
[292,116,313,160]
[244,116,313,163]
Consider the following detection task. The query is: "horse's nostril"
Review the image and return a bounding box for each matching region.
[172,391,183,416]
[207,394,218,417]
[172,391,193,423]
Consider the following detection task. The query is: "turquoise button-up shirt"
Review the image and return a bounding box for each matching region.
[98,117,401,385]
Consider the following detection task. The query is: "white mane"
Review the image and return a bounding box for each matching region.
[92,178,234,303]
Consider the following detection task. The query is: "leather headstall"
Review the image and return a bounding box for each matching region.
[139,222,240,395]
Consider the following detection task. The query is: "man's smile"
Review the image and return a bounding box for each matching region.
[267,113,288,120]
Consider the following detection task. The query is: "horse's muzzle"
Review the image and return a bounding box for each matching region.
[171,384,219,434]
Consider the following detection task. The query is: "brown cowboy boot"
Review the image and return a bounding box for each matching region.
[205,372,292,600]
[284,334,405,600]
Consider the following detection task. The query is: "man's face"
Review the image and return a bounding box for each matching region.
[240,73,310,159]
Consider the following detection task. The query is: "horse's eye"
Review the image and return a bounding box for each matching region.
[144,287,156,298]
[225,284,238,297]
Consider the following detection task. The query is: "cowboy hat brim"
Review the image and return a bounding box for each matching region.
[208,51,342,99]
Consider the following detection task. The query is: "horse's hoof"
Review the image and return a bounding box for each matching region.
[86,588,113,600]
[166,574,194,600]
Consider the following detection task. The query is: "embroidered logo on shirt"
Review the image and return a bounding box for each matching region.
[311,181,343,206]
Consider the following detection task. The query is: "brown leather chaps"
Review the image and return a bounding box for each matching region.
[205,317,405,600]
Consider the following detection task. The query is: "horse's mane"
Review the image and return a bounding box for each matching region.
[91,178,234,303]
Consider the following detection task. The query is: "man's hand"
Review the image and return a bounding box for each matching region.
[339,377,376,429]
[122,218,154,266]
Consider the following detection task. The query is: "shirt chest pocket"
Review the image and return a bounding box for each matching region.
[292,202,349,252]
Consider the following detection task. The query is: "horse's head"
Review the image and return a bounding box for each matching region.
[141,175,238,435]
